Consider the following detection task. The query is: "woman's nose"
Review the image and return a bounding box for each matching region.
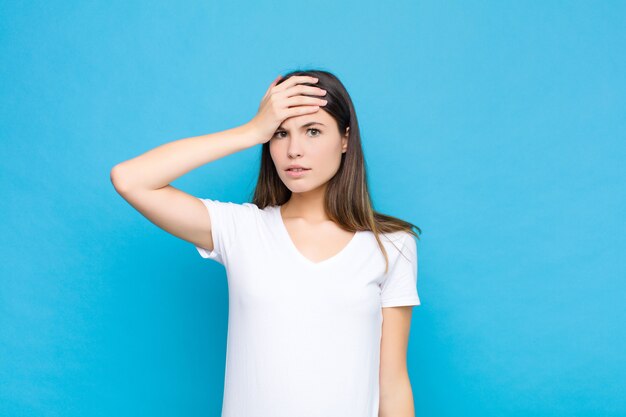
[287,137,306,157]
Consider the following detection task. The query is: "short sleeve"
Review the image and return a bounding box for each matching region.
[380,232,421,308]
[194,198,255,266]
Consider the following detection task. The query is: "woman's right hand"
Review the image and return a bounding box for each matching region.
[246,75,328,145]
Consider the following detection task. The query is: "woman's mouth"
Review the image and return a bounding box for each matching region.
[286,168,311,178]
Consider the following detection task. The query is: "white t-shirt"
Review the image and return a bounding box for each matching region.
[194,198,421,417]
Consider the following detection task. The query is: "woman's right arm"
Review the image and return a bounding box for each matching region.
[110,74,327,252]
[110,123,261,252]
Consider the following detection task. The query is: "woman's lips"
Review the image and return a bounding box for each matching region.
[286,168,311,178]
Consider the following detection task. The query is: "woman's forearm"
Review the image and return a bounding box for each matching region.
[110,123,261,192]
[379,376,416,417]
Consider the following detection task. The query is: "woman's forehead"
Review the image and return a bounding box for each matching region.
[279,111,334,130]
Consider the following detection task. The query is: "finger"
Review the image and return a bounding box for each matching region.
[273,75,318,93]
[283,84,326,99]
[285,95,328,108]
[286,105,320,117]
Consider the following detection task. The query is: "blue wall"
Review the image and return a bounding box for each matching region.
[1,1,624,416]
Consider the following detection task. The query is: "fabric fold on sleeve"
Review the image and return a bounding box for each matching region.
[194,198,231,265]
[380,232,421,308]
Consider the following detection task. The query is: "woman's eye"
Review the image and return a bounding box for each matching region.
[272,129,321,139]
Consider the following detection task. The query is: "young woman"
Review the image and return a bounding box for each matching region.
[111,69,422,417]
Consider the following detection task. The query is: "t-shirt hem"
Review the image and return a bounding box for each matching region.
[381,296,421,308]
[194,198,224,265]
[195,245,219,259]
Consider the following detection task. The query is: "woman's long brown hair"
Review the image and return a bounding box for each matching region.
[248,69,422,273]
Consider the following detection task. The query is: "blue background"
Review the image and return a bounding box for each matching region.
[1,1,624,416]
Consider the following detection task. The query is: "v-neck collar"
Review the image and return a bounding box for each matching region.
[273,205,362,268]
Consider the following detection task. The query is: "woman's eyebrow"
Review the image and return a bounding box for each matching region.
[277,122,326,130]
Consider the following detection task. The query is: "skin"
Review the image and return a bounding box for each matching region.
[269,110,416,416]
[269,109,354,262]
[379,306,417,417]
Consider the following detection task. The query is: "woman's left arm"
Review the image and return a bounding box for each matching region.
[379,306,416,417]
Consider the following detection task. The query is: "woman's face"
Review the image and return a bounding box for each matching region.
[269,109,349,194]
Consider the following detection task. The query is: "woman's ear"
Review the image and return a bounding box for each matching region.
[342,126,350,153]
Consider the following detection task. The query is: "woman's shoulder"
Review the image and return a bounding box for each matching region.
[199,198,280,224]
[374,229,413,243]
[358,229,414,251]
[199,198,268,212]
